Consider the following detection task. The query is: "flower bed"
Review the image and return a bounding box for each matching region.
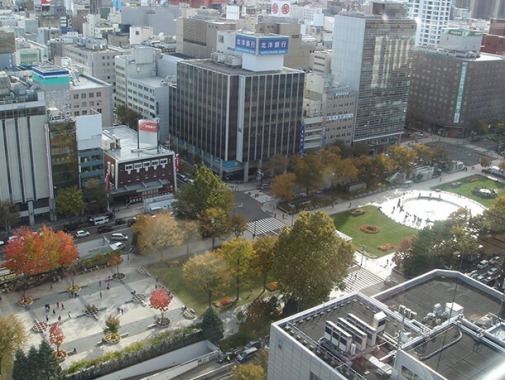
[469,177,479,182]
[112,273,126,280]
[155,317,170,326]
[18,297,33,307]
[32,321,48,332]
[378,243,395,252]
[67,284,81,292]
[104,333,121,344]
[350,209,366,217]
[360,224,380,234]
[266,282,278,291]
[54,350,67,362]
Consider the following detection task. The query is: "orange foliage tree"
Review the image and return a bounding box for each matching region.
[4,226,79,301]
[108,254,122,275]
[149,289,174,319]
[49,323,65,355]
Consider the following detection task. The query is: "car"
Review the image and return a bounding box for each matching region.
[110,233,128,241]
[476,275,486,283]
[487,267,499,277]
[244,340,261,350]
[8,236,24,242]
[236,347,258,363]
[110,242,126,251]
[477,260,489,269]
[0,241,4,246]
[490,256,501,265]
[63,223,80,232]
[97,225,113,233]
[415,131,424,137]
[75,230,90,238]
[127,218,136,227]
[115,219,125,225]
[217,350,238,363]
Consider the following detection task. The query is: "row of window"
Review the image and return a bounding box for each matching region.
[73,92,102,99]
[124,158,169,172]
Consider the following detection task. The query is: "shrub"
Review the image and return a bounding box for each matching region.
[104,315,120,335]
[360,224,380,234]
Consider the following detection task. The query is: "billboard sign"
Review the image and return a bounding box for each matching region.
[258,37,289,55]
[271,1,291,17]
[175,153,180,172]
[138,120,158,132]
[235,34,257,55]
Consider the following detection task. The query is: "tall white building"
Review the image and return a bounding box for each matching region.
[406,0,451,47]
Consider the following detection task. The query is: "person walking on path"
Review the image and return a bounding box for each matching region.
[53,309,56,315]
[68,311,72,318]
[61,303,64,309]
[56,302,59,309]
[100,291,102,298]
[46,315,49,322]
[106,283,110,290]
[99,280,102,288]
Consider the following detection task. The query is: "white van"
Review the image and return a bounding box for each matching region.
[93,216,109,225]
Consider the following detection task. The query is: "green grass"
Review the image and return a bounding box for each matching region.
[332,205,417,257]
[146,261,275,316]
[435,175,505,208]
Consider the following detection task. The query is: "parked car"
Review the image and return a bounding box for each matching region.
[236,347,258,363]
[244,340,262,350]
[127,218,136,227]
[476,275,486,283]
[477,260,489,270]
[97,225,113,233]
[63,223,80,232]
[111,233,128,241]
[487,267,499,277]
[110,242,126,251]
[490,256,500,265]
[115,219,125,225]
[217,350,238,363]
[75,230,90,238]
[0,241,4,246]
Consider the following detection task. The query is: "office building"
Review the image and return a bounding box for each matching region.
[331,6,416,154]
[77,113,104,188]
[407,48,505,137]
[405,0,451,47]
[462,0,505,19]
[268,269,505,380]
[169,33,304,181]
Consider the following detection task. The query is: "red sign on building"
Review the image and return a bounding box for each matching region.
[175,153,180,172]
[138,120,158,132]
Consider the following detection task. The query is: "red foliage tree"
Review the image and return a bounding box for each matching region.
[49,323,65,354]
[108,254,122,274]
[149,289,173,319]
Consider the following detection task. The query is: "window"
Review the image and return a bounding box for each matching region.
[82,102,87,107]
[143,161,150,168]
[96,92,101,97]
[125,164,133,170]
[81,93,86,99]
[89,93,94,98]
[89,101,94,107]
[160,158,168,165]
[74,111,80,116]
[73,94,79,99]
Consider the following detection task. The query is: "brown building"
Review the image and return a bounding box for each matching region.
[102,126,176,204]
[482,19,505,55]
[407,48,505,138]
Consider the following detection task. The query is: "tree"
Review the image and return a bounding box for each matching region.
[480,156,492,169]
[229,214,248,238]
[273,211,354,310]
[108,254,122,275]
[26,346,39,379]
[392,236,414,273]
[411,143,434,164]
[12,348,29,380]
[270,173,296,202]
[4,226,79,300]
[183,252,229,307]
[231,363,266,380]
[467,119,489,136]
[55,186,86,219]
[0,200,20,233]
[116,104,142,131]
[498,161,505,174]
[132,213,184,260]
[150,289,174,319]
[173,165,234,219]
[83,178,107,214]
[265,153,289,176]
[293,154,324,195]
[217,238,255,301]
[0,314,27,379]
[198,207,230,249]
[201,306,224,343]
[252,235,276,292]
[476,195,505,236]
[388,145,417,172]
[36,339,62,380]
[49,323,65,356]
[104,315,121,335]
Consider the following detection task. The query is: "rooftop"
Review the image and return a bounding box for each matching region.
[71,73,111,90]
[181,58,304,76]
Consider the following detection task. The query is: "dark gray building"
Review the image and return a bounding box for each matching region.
[169,58,305,182]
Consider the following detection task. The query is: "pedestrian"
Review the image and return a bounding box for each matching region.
[46,315,49,322]
[61,303,64,309]
[58,316,61,321]
[349,202,352,208]
[56,302,59,309]
[50,284,53,290]
[67,290,71,298]
[100,291,102,298]
[53,309,56,315]
[155,275,158,283]
[68,311,71,318]
[108,275,111,281]
[155,284,158,289]
[106,283,110,290]
[117,307,120,314]
[99,280,102,288]
[121,308,124,315]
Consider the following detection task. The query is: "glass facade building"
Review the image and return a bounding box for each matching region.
[49,119,79,192]
[332,14,416,154]
[169,59,304,181]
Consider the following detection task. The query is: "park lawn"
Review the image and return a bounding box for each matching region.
[332,205,417,257]
[435,174,505,208]
[146,262,275,316]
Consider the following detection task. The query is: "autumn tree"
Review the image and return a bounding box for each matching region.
[467,119,489,136]
[218,238,255,301]
[132,213,184,260]
[83,178,107,214]
[270,173,296,202]
[265,153,289,176]
[49,323,65,357]
[252,235,277,292]
[392,236,414,273]
[0,313,27,379]
[108,254,122,275]
[4,226,79,299]
[320,147,358,189]
[475,195,505,236]
[183,252,229,307]
[231,363,266,380]
[150,289,174,320]
[293,154,324,195]
[480,156,492,169]
[388,145,417,173]
[198,207,230,249]
[0,200,20,233]
[273,211,354,310]
[498,161,505,174]
[229,214,248,238]
[410,143,433,164]
[55,185,86,220]
[173,165,234,219]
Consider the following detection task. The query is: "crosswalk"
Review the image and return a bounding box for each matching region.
[247,217,287,237]
[342,266,384,294]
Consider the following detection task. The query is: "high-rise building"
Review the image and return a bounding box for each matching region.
[331,6,416,154]
[405,0,451,47]
[169,33,305,181]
